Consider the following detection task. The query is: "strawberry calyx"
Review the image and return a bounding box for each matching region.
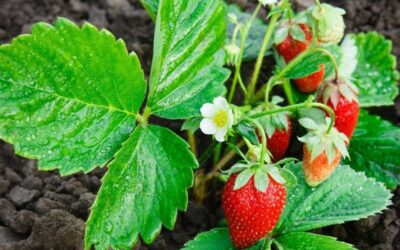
[254,96,291,138]
[318,77,359,109]
[223,157,297,193]
[298,117,349,164]
[274,21,308,45]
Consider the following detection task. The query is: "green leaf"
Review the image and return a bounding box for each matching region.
[181,228,267,250]
[0,18,146,175]
[275,232,355,250]
[181,117,202,133]
[140,0,158,20]
[85,125,198,249]
[226,5,270,61]
[182,228,234,250]
[345,111,400,189]
[147,0,229,119]
[235,121,260,145]
[353,32,399,107]
[274,163,392,234]
[284,50,330,79]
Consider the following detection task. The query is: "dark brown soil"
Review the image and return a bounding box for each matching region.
[0,0,399,249]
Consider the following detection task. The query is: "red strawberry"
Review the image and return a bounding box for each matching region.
[265,118,292,161]
[302,145,341,186]
[293,65,325,93]
[318,78,360,140]
[276,23,312,62]
[275,23,325,93]
[222,173,286,249]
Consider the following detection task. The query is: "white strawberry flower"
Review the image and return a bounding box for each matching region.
[200,97,234,142]
[259,0,279,6]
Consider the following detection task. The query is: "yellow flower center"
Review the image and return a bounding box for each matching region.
[213,110,229,128]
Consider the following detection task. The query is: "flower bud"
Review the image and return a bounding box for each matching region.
[224,43,240,66]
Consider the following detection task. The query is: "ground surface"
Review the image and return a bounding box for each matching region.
[0,0,399,249]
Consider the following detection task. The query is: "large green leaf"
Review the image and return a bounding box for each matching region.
[226,4,269,61]
[0,18,146,175]
[181,228,267,250]
[345,111,400,189]
[274,163,391,234]
[140,0,158,20]
[147,0,230,119]
[85,125,198,249]
[275,232,355,250]
[182,228,234,250]
[353,32,399,107]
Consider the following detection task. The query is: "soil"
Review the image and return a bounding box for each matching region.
[0,0,399,250]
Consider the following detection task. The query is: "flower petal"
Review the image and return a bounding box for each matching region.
[200,103,217,118]
[200,118,217,135]
[227,110,234,128]
[213,97,229,109]
[215,128,228,142]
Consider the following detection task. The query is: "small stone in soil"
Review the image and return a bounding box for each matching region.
[21,176,43,190]
[0,226,23,244]
[0,178,11,195]
[0,198,16,222]
[7,186,40,207]
[4,168,22,184]
[8,210,37,235]
[34,198,65,215]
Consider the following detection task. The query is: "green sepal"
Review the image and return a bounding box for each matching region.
[289,24,306,43]
[274,26,289,45]
[234,168,255,190]
[254,169,269,192]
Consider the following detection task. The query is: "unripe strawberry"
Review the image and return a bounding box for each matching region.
[303,145,341,186]
[222,173,286,248]
[311,4,346,44]
[298,117,349,186]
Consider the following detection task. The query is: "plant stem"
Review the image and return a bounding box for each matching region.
[248,102,335,133]
[187,131,197,157]
[198,141,218,166]
[228,3,262,102]
[213,144,223,165]
[246,12,280,103]
[248,119,267,165]
[315,47,340,80]
[206,140,246,180]
[282,78,295,105]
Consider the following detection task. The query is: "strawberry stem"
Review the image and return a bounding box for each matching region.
[315,48,340,80]
[248,102,335,134]
[244,118,267,165]
[247,12,281,104]
[228,3,262,103]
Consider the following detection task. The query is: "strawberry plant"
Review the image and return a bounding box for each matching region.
[0,0,399,249]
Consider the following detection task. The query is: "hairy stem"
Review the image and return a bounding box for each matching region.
[246,12,280,103]
[187,131,197,157]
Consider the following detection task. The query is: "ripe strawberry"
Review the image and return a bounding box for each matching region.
[302,145,341,186]
[298,118,349,186]
[222,173,286,248]
[275,23,325,93]
[266,118,292,161]
[318,78,360,139]
[293,65,325,93]
[276,23,312,62]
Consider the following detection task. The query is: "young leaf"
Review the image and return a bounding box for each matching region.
[274,163,392,234]
[283,50,330,79]
[353,32,400,107]
[345,111,400,189]
[275,232,355,250]
[0,18,146,175]
[181,117,202,133]
[147,0,230,119]
[85,125,198,249]
[226,5,270,61]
